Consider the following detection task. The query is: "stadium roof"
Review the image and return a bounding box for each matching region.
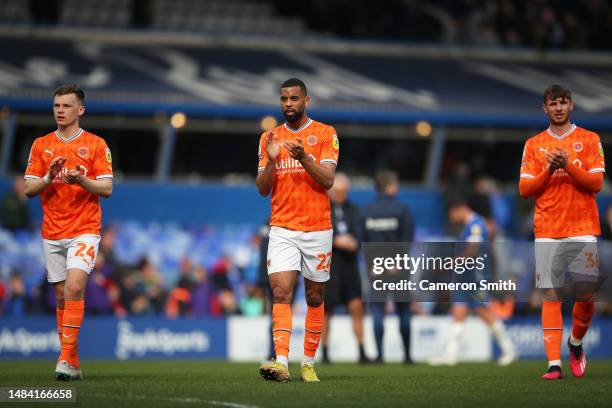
[2,30,612,128]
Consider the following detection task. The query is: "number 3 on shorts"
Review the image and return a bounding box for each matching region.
[316,252,332,273]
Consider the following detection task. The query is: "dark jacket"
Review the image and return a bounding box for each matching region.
[360,194,414,242]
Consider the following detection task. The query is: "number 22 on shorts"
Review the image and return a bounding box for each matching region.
[316,252,332,273]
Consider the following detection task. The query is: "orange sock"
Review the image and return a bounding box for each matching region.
[542,301,563,365]
[60,300,84,368]
[56,307,64,346]
[272,303,292,362]
[572,301,595,342]
[303,303,324,362]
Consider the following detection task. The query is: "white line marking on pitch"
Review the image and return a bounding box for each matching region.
[89,393,261,408]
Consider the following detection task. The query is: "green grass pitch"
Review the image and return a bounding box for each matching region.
[1,360,611,407]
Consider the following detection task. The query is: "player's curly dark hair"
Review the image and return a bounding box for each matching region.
[281,78,307,95]
[54,84,85,103]
[543,84,571,103]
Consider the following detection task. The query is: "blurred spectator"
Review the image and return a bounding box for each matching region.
[119,271,152,315]
[85,252,125,315]
[166,257,197,318]
[3,271,27,316]
[239,285,265,316]
[210,256,238,315]
[99,226,121,274]
[136,257,166,314]
[191,265,218,316]
[0,279,4,315]
[601,205,612,240]
[0,176,32,231]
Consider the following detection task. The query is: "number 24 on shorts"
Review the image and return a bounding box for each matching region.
[316,252,332,273]
[75,242,96,265]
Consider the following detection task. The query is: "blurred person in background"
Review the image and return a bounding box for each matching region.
[0,176,32,231]
[429,198,517,367]
[166,257,197,318]
[99,226,120,273]
[210,255,238,315]
[136,257,166,314]
[361,170,414,364]
[321,172,370,364]
[84,252,123,315]
[0,278,5,315]
[191,264,219,317]
[119,271,152,315]
[600,204,612,240]
[3,271,27,316]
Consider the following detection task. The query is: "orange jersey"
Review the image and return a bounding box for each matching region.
[520,125,605,238]
[258,119,339,231]
[24,129,113,240]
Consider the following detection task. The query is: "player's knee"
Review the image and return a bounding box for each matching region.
[272,286,292,303]
[54,289,65,305]
[64,281,85,299]
[306,291,324,307]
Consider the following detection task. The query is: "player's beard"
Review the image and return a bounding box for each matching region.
[283,107,304,124]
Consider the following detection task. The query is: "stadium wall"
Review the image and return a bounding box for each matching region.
[0,179,447,233]
[1,316,610,361]
[2,178,612,235]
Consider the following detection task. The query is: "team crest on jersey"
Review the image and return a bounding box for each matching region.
[332,134,339,150]
[572,142,583,152]
[105,148,112,163]
[78,146,89,158]
[307,135,317,146]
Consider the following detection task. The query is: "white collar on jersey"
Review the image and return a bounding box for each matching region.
[55,128,84,143]
[284,118,313,133]
[547,123,576,140]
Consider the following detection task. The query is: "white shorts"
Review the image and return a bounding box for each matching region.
[43,234,101,283]
[267,226,333,283]
[535,235,599,288]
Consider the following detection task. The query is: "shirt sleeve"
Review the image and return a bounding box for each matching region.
[585,133,605,174]
[519,140,538,179]
[24,139,45,179]
[93,139,113,180]
[257,132,269,172]
[319,127,339,166]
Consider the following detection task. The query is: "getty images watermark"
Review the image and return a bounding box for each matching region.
[371,252,515,292]
[362,242,610,303]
